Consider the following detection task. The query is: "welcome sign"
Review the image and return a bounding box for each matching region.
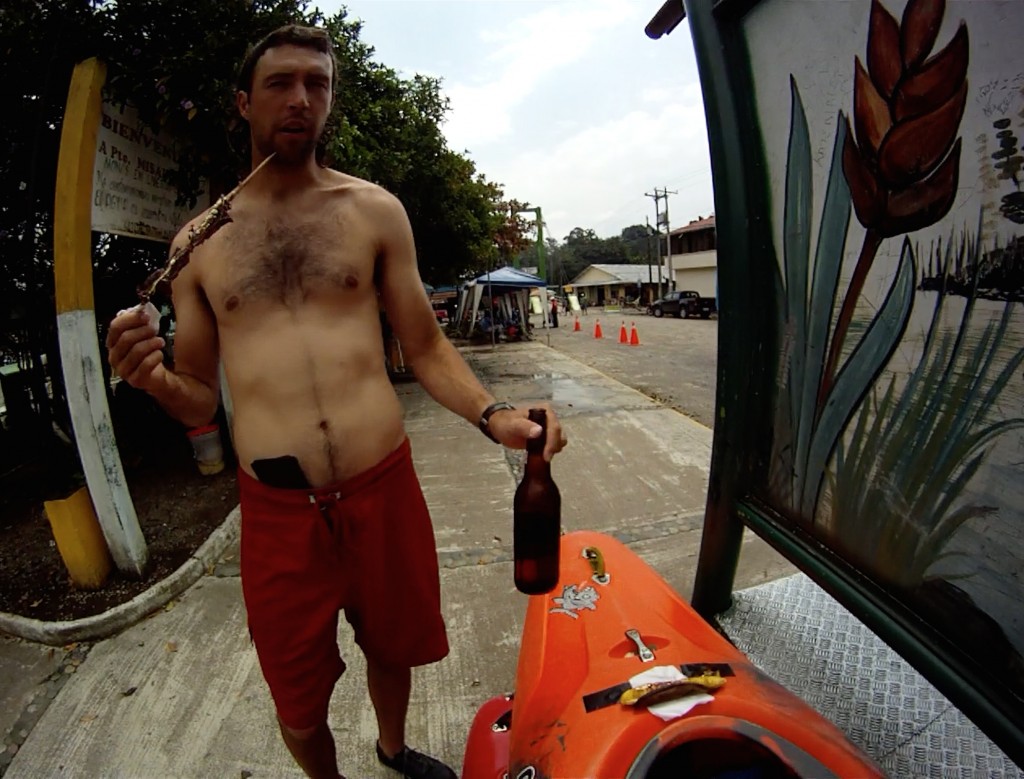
[91,102,208,242]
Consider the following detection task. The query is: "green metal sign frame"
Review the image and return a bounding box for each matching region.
[648,0,1024,767]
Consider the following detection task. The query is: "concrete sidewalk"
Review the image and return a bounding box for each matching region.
[1,341,793,778]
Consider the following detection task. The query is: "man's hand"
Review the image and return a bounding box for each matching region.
[106,307,167,394]
[488,403,568,462]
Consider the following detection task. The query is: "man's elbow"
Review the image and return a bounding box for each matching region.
[179,403,219,430]
[401,326,447,364]
[160,375,220,429]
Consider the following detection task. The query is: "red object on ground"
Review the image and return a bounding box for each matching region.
[630,322,640,346]
[462,531,883,779]
[574,317,581,332]
[619,322,628,343]
[594,320,603,339]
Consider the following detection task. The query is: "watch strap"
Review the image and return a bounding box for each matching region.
[479,401,515,443]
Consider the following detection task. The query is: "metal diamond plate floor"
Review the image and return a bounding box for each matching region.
[717,574,1024,779]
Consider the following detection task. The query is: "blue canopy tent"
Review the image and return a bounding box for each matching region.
[457,267,546,339]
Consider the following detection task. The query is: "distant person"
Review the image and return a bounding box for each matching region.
[579,294,589,315]
[550,297,559,328]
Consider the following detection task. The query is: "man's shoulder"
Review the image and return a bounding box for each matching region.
[171,210,209,248]
[322,169,402,211]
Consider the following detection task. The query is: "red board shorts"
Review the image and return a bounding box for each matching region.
[238,438,449,730]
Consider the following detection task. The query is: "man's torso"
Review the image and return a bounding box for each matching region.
[189,172,405,486]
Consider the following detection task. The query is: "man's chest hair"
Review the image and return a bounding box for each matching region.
[207,215,374,311]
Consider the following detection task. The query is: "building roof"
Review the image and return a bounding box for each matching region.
[570,264,670,286]
[670,214,715,235]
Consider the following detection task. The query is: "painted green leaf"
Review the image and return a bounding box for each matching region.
[783,76,812,493]
[800,237,916,518]
[796,111,852,510]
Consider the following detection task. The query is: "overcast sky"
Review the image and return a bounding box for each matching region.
[320,0,715,243]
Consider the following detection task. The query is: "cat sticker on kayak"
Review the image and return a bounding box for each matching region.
[549,583,600,619]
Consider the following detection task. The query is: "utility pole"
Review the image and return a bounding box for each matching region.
[645,187,677,294]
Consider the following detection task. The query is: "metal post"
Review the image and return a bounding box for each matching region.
[535,207,547,284]
[663,199,674,292]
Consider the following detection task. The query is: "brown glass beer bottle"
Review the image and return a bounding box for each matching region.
[514,408,561,594]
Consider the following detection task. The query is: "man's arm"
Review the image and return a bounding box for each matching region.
[106,228,221,428]
[374,190,565,459]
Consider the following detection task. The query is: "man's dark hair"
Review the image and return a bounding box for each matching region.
[236,24,337,94]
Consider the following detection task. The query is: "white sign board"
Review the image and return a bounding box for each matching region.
[92,102,208,243]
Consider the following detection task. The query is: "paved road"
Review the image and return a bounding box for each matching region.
[532,309,718,428]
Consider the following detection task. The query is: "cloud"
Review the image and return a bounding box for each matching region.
[442,0,635,151]
[494,82,714,240]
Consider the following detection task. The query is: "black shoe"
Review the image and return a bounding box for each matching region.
[375,742,456,779]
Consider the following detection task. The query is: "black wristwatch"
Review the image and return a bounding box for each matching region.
[479,401,516,443]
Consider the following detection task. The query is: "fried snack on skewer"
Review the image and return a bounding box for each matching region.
[137,153,276,303]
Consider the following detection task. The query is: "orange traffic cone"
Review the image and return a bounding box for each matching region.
[594,319,603,339]
[573,317,581,332]
[619,321,628,344]
[630,322,640,346]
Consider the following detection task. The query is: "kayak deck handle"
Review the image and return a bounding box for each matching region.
[625,628,656,662]
[583,546,611,584]
[491,708,512,733]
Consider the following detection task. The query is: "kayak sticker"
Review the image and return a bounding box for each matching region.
[515,769,536,779]
[549,583,599,618]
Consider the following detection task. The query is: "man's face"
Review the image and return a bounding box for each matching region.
[237,44,333,164]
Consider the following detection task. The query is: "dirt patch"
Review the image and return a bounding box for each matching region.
[0,408,237,623]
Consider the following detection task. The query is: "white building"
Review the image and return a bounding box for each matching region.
[666,214,717,298]
[568,263,672,306]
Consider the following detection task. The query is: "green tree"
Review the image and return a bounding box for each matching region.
[514,223,658,285]
[0,0,526,433]
[620,224,656,261]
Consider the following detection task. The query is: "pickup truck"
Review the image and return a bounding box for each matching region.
[648,290,717,319]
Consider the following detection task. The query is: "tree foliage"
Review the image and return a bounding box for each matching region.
[0,0,523,351]
[515,223,656,284]
[0,0,535,468]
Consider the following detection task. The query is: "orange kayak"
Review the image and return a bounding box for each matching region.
[462,530,883,778]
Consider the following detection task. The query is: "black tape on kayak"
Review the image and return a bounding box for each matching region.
[582,663,734,713]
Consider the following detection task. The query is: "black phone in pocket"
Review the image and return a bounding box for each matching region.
[250,455,310,489]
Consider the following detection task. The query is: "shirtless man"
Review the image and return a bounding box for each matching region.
[106,25,566,779]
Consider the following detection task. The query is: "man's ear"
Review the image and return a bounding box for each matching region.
[236,90,250,121]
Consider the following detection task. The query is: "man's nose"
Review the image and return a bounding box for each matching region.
[288,86,310,109]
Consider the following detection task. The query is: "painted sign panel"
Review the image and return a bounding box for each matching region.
[92,102,207,242]
[742,0,1024,699]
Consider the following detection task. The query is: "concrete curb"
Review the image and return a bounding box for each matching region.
[0,506,240,647]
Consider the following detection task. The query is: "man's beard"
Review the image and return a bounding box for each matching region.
[255,129,321,165]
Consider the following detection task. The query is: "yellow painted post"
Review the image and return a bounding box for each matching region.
[53,58,148,576]
[43,487,113,590]
[54,59,105,314]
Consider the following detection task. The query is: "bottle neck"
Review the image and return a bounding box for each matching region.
[524,408,548,457]
[524,451,550,477]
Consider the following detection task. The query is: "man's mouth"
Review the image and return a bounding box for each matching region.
[278,123,308,134]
